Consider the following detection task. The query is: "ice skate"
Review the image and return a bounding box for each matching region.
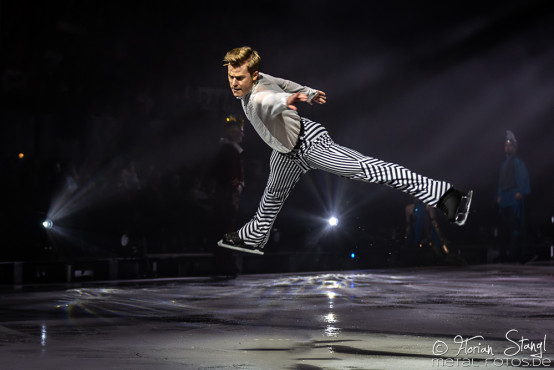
[218,231,264,255]
[437,188,473,226]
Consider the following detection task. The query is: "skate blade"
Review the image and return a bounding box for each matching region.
[217,240,264,255]
[454,190,473,226]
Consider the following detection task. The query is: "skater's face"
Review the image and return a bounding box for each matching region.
[227,63,258,98]
[504,141,517,156]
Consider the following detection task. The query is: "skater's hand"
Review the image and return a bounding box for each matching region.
[286,92,308,111]
[309,90,326,105]
[287,91,327,111]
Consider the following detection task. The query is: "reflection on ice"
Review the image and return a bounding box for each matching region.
[41,324,47,353]
[54,267,554,338]
[323,312,340,337]
[323,313,337,324]
[324,325,340,337]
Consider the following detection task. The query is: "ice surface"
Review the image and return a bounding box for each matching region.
[1,265,553,369]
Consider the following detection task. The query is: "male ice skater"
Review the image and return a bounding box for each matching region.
[218,46,472,255]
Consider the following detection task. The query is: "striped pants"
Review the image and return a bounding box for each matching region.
[238,118,452,248]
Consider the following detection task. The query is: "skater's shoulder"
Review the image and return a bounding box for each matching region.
[251,73,280,94]
[257,72,283,86]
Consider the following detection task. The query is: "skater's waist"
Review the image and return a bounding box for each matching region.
[290,120,305,153]
[287,118,328,155]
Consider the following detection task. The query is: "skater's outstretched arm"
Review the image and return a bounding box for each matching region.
[261,73,313,94]
[261,72,326,103]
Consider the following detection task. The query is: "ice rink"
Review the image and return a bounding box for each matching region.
[1,264,553,369]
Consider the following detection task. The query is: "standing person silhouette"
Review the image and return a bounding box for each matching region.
[211,115,246,276]
[497,130,531,263]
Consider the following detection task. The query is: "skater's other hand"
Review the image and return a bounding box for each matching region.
[309,90,326,105]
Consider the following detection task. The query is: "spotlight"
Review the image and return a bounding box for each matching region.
[350,252,356,259]
[328,216,338,227]
[42,219,53,229]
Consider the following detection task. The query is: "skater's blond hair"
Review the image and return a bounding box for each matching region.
[223,46,261,75]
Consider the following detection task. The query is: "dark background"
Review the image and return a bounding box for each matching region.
[1,1,553,268]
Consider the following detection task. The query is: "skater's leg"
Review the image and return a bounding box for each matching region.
[304,136,451,207]
[237,150,306,248]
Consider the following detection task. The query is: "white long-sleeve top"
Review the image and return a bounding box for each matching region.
[239,73,318,153]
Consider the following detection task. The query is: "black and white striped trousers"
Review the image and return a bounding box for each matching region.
[238,118,452,248]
